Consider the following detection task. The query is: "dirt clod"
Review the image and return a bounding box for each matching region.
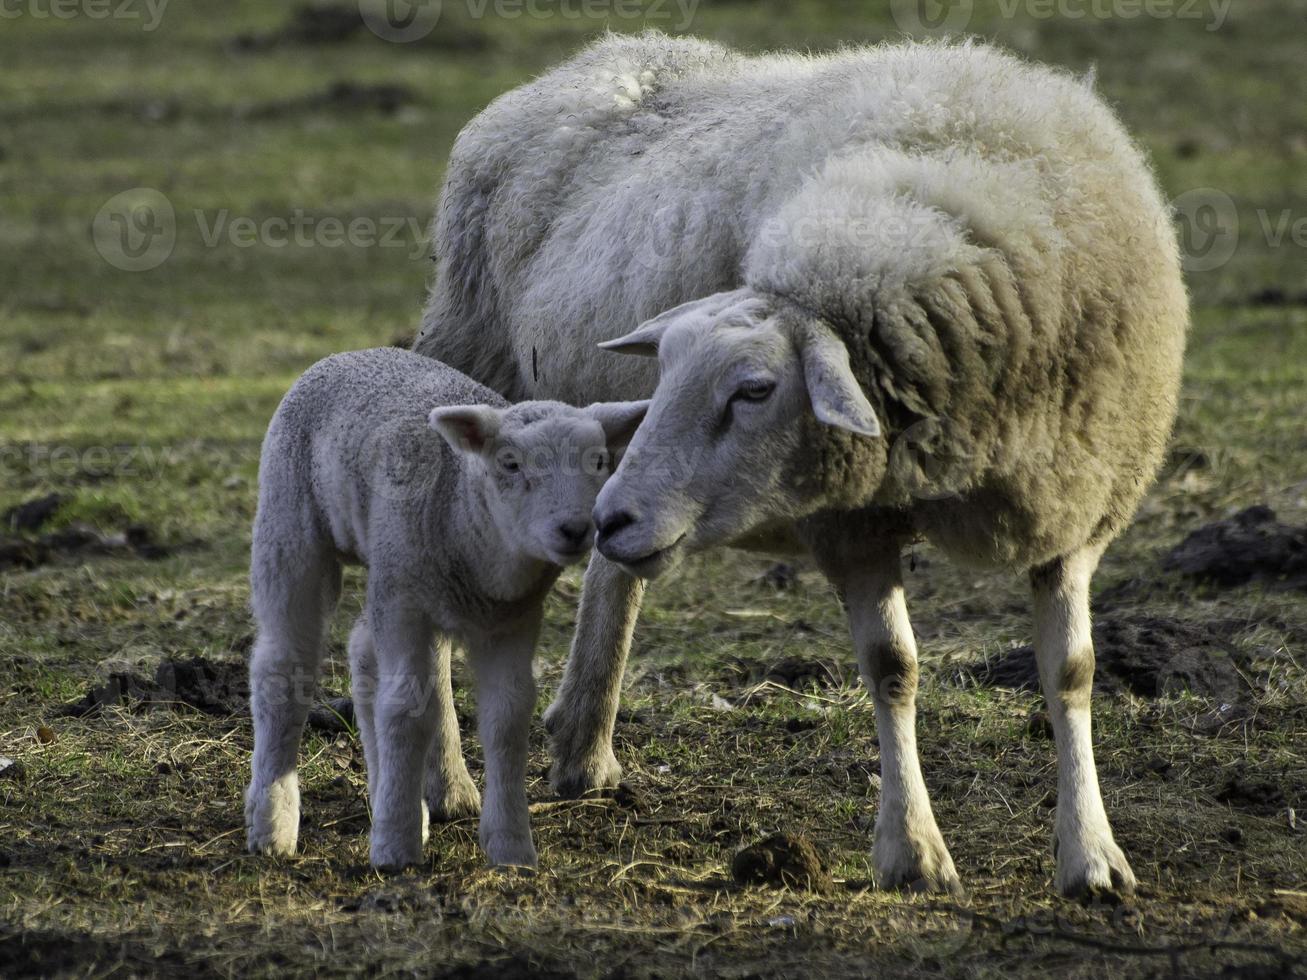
[0,520,181,570]
[965,614,1251,701]
[1024,710,1053,739]
[754,562,797,590]
[307,697,355,733]
[60,657,248,717]
[1165,505,1307,590]
[722,654,845,692]
[3,493,65,532]
[731,833,832,892]
[1217,776,1287,813]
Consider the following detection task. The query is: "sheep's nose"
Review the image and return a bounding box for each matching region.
[595,509,636,542]
[557,520,590,547]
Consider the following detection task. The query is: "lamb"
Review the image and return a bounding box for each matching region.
[243,346,647,869]
[413,33,1188,896]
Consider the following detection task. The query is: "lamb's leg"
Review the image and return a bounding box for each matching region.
[842,557,961,895]
[543,553,645,797]
[469,619,540,867]
[246,551,340,858]
[425,637,481,821]
[366,601,438,870]
[1031,549,1136,898]
[352,617,478,825]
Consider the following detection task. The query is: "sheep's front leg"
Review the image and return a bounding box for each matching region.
[352,616,480,824]
[543,553,645,797]
[425,637,481,821]
[469,619,540,867]
[1031,550,1136,898]
[366,601,438,870]
[843,558,961,895]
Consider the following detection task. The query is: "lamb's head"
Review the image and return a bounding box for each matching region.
[430,400,648,567]
[593,289,883,579]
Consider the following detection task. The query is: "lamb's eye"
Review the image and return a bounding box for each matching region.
[497,450,521,474]
[586,449,610,474]
[734,379,775,402]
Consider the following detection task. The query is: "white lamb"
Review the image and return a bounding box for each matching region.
[243,347,647,869]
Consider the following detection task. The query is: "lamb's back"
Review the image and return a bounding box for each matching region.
[262,348,506,562]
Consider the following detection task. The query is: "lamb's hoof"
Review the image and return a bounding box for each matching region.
[426,773,481,822]
[369,834,424,873]
[482,831,538,869]
[1054,832,1136,900]
[548,746,623,799]
[873,833,964,897]
[245,781,299,858]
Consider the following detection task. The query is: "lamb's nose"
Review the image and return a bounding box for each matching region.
[557,520,590,546]
[595,509,636,542]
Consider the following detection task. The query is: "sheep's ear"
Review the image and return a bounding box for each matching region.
[798,323,881,438]
[586,400,650,449]
[429,405,501,454]
[598,288,754,357]
[597,317,673,358]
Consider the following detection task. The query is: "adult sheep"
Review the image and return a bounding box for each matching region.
[415,32,1188,897]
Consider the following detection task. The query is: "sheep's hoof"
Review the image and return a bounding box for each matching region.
[548,746,623,799]
[369,835,424,873]
[245,780,299,857]
[873,833,964,897]
[426,772,481,822]
[1054,831,1136,900]
[482,831,538,869]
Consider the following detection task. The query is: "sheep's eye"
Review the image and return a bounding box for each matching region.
[586,449,610,474]
[497,450,521,474]
[734,379,776,402]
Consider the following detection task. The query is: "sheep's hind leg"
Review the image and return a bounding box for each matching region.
[425,637,481,821]
[543,553,645,797]
[246,551,341,858]
[366,600,438,870]
[842,555,962,896]
[1031,549,1136,898]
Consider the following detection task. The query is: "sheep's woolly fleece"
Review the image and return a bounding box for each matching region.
[417,32,1188,570]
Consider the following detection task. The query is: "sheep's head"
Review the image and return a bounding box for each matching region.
[593,288,882,579]
[430,400,648,567]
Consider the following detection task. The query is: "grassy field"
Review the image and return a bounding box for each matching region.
[2,1,1306,976]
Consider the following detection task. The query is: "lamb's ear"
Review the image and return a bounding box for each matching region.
[798,323,881,438]
[428,405,502,455]
[598,288,754,357]
[586,399,650,449]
